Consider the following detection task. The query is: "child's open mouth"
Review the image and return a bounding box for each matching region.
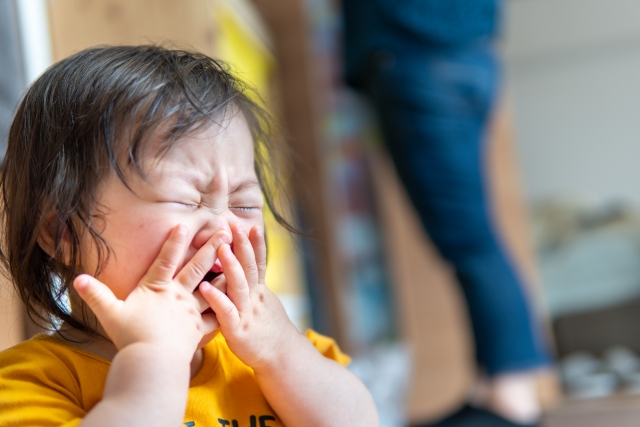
[195,271,221,293]
[197,272,221,315]
[196,259,224,314]
[195,258,224,290]
[202,271,220,283]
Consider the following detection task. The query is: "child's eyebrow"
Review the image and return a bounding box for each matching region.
[230,180,261,194]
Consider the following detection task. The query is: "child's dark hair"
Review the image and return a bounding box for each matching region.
[0,45,294,336]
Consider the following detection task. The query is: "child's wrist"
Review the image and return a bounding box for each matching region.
[117,341,195,368]
[250,323,307,374]
[103,342,192,417]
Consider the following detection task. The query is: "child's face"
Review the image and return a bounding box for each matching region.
[82,114,264,302]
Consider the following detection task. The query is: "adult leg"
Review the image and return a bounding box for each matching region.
[362,42,549,420]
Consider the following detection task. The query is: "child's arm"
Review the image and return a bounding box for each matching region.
[74,225,230,427]
[201,224,380,426]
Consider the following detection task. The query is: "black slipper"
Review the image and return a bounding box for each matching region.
[410,405,539,427]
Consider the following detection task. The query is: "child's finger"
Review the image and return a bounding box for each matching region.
[175,230,231,291]
[209,273,227,295]
[74,274,120,327]
[249,226,267,284]
[199,281,239,328]
[143,224,189,285]
[200,312,220,336]
[217,244,252,312]
[193,275,226,313]
[193,290,210,313]
[231,224,259,286]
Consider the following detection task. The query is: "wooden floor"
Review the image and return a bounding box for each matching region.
[544,395,640,427]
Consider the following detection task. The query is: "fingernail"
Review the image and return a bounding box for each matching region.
[236,225,244,234]
[255,226,263,237]
[75,275,89,287]
[177,224,188,235]
[200,281,211,292]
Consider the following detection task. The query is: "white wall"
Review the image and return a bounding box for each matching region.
[15,0,52,84]
[504,0,640,207]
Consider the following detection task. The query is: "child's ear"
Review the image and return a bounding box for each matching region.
[37,216,71,261]
[36,219,58,257]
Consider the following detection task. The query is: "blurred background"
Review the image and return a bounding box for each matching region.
[2,0,640,426]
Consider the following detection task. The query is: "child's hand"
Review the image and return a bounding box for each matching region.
[73,224,231,362]
[199,224,295,368]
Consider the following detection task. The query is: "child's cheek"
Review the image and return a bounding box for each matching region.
[96,243,159,300]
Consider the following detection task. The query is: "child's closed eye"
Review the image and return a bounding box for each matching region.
[230,206,260,214]
[174,202,200,209]
[171,202,259,214]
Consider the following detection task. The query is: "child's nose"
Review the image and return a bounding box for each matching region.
[191,216,231,250]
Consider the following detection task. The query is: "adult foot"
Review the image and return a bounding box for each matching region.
[484,372,542,425]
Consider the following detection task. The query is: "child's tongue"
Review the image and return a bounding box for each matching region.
[212,259,223,273]
[198,260,224,286]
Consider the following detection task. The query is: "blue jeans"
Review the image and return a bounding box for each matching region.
[357,42,550,375]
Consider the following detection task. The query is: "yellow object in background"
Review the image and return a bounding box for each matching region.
[212,0,308,328]
[213,0,272,101]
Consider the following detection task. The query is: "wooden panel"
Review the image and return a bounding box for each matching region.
[368,146,475,422]
[250,0,351,348]
[487,100,541,294]
[487,100,561,409]
[49,0,217,61]
[0,275,24,351]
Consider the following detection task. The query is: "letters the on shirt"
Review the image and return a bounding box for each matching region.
[185,415,276,427]
[216,415,276,427]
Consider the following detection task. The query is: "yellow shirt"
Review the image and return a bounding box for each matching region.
[0,330,349,427]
